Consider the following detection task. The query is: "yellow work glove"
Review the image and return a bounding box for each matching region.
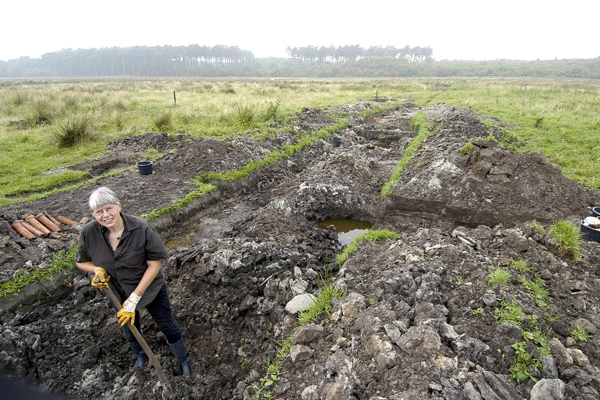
[91,267,110,289]
[117,292,141,326]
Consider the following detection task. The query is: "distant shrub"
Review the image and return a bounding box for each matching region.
[261,100,281,122]
[152,111,173,132]
[57,114,94,147]
[236,102,256,126]
[28,100,54,125]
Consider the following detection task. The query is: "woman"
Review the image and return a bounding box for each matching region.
[75,186,191,376]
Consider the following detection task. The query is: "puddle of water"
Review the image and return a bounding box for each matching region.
[315,218,372,246]
[375,142,392,149]
[165,228,197,248]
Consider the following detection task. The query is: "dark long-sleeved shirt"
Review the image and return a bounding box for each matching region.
[75,213,168,308]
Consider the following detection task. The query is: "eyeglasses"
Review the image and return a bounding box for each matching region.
[93,205,117,218]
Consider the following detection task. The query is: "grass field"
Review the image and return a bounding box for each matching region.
[0,77,598,206]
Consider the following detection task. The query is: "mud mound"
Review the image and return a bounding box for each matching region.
[1,102,600,400]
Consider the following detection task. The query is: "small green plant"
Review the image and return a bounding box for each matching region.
[488,266,511,287]
[473,307,484,316]
[261,100,281,122]
[528,220,546,235]
[57,114,94,148]
[143,147,166,161]
[509,341,542,383]
[152,111,173,132]
[543,311,561,323]
[521,277,549,309]
[460,142,474,155]
[570,323,592,342]
[494,300,526,328]
[235,102,256,126]
[297,274,345,325]
[549,220,582,260]
[509,259,531,273]
[453,274,464,285]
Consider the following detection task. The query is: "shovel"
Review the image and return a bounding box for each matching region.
[102,283,173,399]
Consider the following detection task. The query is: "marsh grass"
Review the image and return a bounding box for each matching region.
[488,266,511,287]
[57,114,95,147]
[2,78,600,204]
[549,219,582,259]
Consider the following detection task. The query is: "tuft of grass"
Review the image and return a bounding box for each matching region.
[56,114,94,148]
[488,266,511,287]
[528,220,546,235]
[549,220,582,260]
[297,278,346,325]
[509,259,531,273]
[460,142,474,155]
[10,92,28,106]
[336,229,400,266]
[494,300,526,328]
[569,323,592,342]
[235,102,256,126]
[521,277,550,309]
[152,111,173,132]
[261,100,281,122]
[28,100,55,125]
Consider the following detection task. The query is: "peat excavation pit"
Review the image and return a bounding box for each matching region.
[1,102,600,400]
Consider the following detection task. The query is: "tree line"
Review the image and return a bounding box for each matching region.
[1,44,599,79]
[285,45,433,63]
[0,45,255,78]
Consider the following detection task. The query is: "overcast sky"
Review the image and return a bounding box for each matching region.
[1,0,598,62]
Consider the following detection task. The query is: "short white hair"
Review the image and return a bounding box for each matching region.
[89,187,121,212]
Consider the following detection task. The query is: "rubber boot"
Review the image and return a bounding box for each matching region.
[168,338,191,376]
[128,340,148,370]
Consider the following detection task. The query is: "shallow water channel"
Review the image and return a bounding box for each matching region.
[315,218,372,246]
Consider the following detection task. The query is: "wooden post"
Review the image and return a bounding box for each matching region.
[173,91,176,104]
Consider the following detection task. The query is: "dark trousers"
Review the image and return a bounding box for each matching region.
[121,283,183,345]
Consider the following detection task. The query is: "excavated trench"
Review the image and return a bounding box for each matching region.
[1,102,600,400]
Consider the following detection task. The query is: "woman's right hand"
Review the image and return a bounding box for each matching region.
[91,267,110,289]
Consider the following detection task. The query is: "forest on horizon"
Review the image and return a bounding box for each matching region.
[1,43,599,79]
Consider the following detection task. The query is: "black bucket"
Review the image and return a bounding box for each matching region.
[580,221,600,242]
[136,161,153,175]
[593,207,600,217]
[332,137,342,147]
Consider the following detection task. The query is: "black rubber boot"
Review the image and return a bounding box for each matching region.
[128,340,148,370]
[168,338,191,376]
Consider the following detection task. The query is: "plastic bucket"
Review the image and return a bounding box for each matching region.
[580,221,600,242]
[593,207,600,217]
[136,161,153,175]
[332,137,342,147]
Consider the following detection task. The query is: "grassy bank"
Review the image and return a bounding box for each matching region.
[1,77,599,207]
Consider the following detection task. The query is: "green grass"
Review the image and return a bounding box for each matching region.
[521,277,550,309]
[494,300,527,328]
[336,229,400,266]
[509,259,531,273]
[0,246,76,302]
[381,110,434,196]
[569,323,592,342]
[488,266,511,287]
[549,219,582,259]
[2,78,600,205]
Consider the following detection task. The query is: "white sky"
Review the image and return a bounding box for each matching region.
[1,0,598,62]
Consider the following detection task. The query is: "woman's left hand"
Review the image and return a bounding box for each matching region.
[117,292,141,326]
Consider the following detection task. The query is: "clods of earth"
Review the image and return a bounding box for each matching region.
[1,102,600,400]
